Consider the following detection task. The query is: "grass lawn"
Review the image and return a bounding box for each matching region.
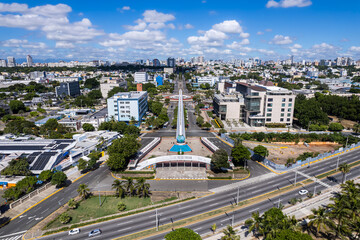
[49,196,152,228]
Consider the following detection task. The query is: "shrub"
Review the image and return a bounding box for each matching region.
[59,213,71,224]
[117,202,126,211]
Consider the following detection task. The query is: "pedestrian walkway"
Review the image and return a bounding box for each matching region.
[293,169,331,188]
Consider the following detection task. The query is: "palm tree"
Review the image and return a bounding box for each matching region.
[339,163,350,183]
[211,223,217,234]
[308,207,333,236]
[353,123,360,134]
[124,177,135,196]
[68,198,78,209]
[221,225,240,240]
[135,177,151,198]
[77,184,90,200]
[112,180,125,198]
[248,211,263,237]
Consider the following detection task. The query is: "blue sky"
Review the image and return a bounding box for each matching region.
[0,0,359,62]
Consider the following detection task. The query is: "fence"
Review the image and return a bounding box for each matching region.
[220,133,360,171]
[10,182,53,209]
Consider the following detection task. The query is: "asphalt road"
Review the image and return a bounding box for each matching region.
[36,148,360,240]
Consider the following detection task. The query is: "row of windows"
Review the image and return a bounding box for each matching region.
[120,106,130,109]
[267,108,292,112]
[266,113,291,117]
[268,98,293,102]
[267,103,292,107]
[119,101,130,104]
[266,118,291,122]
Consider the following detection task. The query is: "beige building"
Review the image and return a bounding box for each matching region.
[213,94,244,121]
[100,81,127,99]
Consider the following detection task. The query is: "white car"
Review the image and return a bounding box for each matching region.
[68,228,80,235]
[299,189,309,195]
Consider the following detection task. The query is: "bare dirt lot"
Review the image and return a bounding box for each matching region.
[329,115,357,130]
[242,141,340,165]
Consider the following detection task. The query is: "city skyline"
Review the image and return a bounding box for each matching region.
[0,0,360,61]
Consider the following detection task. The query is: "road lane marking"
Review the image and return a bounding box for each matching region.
[40,208,49,214]
[209,203,218,207]
[249,208,259,213]
[221,218,230,222]
[117,220,133,225]
[117,227,133,232]
[181,210,194,215]
[193,227,202,231]
[0,230,26,238]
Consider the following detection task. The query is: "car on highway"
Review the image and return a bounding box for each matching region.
[299,189,308,195]
[88,229,101,237]
[68,228,80,235]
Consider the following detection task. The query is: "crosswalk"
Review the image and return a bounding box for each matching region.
[0,231,25,240]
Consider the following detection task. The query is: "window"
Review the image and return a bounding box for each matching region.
[267,103,273,107]
[126,102,130,104]
[266,113,272,117]
[268,98,273,102]
[266,118,271,121]
[267,108,272,112]
[289,98,293,102]
[120,101,124,104]
[126,111,130,113]
[120,106,125,108]
[251,92,259,96]
[282,98,286,102]
[281,103,285,107]
[121,115,125,117]
[287,118,291,122]
[288,108,292,112]
[281,113,284,117]
[288,103,292,107]
[280,118,284,122]
[281,108,285,112]
[287,113,291,117]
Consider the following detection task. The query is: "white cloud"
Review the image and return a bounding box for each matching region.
[184,24,194,29]
[266,0,312,8]
[240,32,250,38]
[0,3,103,48]
[55,42,75,48]
[122,6,130,11]
[350,46,360,52]
[1,39,47,49]
[269,35,293,45]
[257,31,264,35]
[143,10,175,23]
[257,49,275,55]
[213,20,242,34]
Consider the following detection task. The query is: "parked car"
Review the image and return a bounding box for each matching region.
[299,189,308,195]
[88,229,102,237]
[68,228,80,235]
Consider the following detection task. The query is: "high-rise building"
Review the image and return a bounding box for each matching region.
[153,59,161,67]
[107,91,148,122]
[167,57,175,67]
[55,81,81,98]
[290,55,294,65]
[134,72,148,83]
[26,55,33,67]
[7,57,16,67]
[0,59,7,67]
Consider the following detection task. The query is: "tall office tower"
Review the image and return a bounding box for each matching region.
[153,59,161,67]
[167,57,175,67]
[0,59,7,67]
[290,55,294,65]
[26,55,33,67]
[7,57,16,67]
[197,56,204,63]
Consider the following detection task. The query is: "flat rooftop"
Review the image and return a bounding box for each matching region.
[111,91,147,99]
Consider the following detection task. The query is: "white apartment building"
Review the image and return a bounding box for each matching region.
[7,57,15,67]
[213,94,244,120]
[100,81,127,99]
[134,72,148,83]
[196,76,219,87]
[235,83,295,127]
[107,91,148,122]
[0,59,7,67]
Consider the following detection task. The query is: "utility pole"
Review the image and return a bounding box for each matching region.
[156,209,158,231]
[277,198,281,208]
[336,156,340,171]
[294,171,297,186]
[236,187,239,206]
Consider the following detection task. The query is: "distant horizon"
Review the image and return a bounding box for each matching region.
[0,1,360,61]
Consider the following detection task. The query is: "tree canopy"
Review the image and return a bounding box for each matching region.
[231,144,251,166]
[165,228,202,240]
[211,149,230,171]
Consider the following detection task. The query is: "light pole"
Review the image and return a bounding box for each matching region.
[313,184,317,196]
[236,187,239,206]
[336,156,340,171]
[232,212,235,226]
[277,198,281,208]
[156,209,159,231]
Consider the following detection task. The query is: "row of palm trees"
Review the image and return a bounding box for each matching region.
[112,177,150,198]
[308,180,360,239]
[246,180,360,239]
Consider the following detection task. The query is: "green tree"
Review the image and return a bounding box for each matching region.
[9,100,26,114]
[211,149,230,172]
[82,123,95,131]
[353,123,360,134]
[1,158,31,176]
[77,184,90,199]
[68,198,78,209]
[165,228,202,240]
[135,177,150,198]
[51,171,68,187]
[107,153,127,171]
[339,163,350,183]
[231,144,251,166]
[59,213,71,224]
[253,145,269,158]
[108,135,141,159]
[273,229,312,240]
[87,89,102,99]
[221,225,240,240]
[38,170,53,182]
[87,158,97,170]
[308,207,333,235]
[124,177,135,196]
[112,179,125,198]
[196,116,204,126]
[77,158,88,172]
[328,122,344,132]
[84,78,100,89]
[211,223,217,234]
[117,202,126,211]
[165,98,170,104]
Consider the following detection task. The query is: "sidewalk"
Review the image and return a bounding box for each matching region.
[204,177,360,240]
[0,167,82,222]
